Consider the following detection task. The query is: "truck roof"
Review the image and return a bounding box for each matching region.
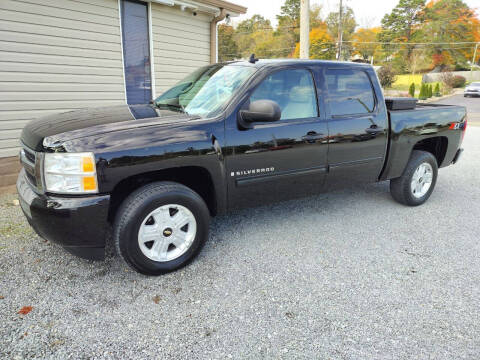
[222,59,373,69]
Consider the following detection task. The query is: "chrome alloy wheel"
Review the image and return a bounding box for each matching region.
[410,162,433,198]
[138,204,197,262]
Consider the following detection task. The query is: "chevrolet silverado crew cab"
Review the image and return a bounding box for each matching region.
[17,59,467,275]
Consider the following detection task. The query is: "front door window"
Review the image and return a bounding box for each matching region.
[249,69,318,121]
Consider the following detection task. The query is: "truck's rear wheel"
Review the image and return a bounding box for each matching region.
[390,150,438,206]
[114,182,210,275]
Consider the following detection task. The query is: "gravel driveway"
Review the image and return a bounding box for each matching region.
[1,127,479,359]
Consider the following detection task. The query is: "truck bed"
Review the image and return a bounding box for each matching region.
[380,103,466,181]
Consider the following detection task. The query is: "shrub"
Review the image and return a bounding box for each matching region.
[408,82,415,97]
[434,83,441,96]
[377,65,397,88]
[427,84,433,98]
[451,75,466,88]
[441,72,466,89]
[418,83,427,100]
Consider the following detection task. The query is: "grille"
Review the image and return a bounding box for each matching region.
[20,145,38,188]
[23,147,35,163]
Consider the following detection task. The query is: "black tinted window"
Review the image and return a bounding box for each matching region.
[250,69,318,120]
[325,69,375,116]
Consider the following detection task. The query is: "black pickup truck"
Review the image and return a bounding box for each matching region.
[17,60,467,275]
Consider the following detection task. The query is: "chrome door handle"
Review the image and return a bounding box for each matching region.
[365,126,383,134]
[302,131,324,143]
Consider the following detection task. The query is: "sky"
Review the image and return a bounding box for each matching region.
[230,0,480,28]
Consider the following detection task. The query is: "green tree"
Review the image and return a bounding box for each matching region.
[418,83,427,100]
[326,6,356,40]
[275,0,324,57]
[236,14,272,33]
[234,15,274,58]
[409,82,415,97]
[378,0,425,43]
[309,5,325,29]
[420,0,478,69]
[279,0,300,21]
[377,0,425,72]
[218,24,239,62]
[326,6,356,59]
[434,83,441,96]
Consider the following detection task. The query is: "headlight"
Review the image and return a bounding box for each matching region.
[44,152,98,194]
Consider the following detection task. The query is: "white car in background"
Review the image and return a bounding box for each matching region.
[464,82,480,97]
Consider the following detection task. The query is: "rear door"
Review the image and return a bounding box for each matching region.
[225,66,329,209]
[322,66,388,187]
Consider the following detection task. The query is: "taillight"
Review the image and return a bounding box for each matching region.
[462,117,467,141]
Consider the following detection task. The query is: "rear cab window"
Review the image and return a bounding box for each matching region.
[325,68,376,117]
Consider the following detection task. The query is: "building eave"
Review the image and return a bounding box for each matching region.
[195,0,247,14]
[149,0,246,15]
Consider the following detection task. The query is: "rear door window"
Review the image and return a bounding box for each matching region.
[325,69,376,116]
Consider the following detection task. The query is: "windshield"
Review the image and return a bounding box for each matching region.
[471,82,480,86]
[154,64,256,118]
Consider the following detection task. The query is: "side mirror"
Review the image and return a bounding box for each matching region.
[240,100,281,123]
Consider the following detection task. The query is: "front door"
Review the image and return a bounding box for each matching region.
[225,67,329,209]
[322,66,388,188]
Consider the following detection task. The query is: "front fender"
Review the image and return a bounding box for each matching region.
[61,119,227,214]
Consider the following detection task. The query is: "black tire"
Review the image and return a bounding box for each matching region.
[390,150,438,206]
[114,181,210,275]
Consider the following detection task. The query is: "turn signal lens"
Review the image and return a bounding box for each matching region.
[82,176,97,191]
[82,156,94,172]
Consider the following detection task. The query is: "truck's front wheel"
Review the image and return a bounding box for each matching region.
[390,150,438,206]
[114,182,210,275]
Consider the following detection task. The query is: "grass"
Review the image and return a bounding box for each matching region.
[389,74,442,96]
[391,74,424,91]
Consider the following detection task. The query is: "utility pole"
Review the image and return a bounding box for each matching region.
[299,0,309,59]
[471,43,478,81]
[336,0,343,60]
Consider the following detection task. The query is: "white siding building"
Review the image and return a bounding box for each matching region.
[0,0,246,161]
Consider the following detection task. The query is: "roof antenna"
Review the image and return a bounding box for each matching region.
[249,53,259,64]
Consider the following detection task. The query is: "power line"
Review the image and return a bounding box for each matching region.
[219,42,478,49]
[341,40,479,45]
[220,44,476,56]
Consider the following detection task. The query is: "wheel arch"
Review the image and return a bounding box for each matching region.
[412,136,448,167]
[380,135,449,181]
[107,166,219,222]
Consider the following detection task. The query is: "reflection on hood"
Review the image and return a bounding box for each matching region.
[21,103,198,151]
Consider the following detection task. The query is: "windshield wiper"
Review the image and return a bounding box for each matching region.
[155,103,188,115]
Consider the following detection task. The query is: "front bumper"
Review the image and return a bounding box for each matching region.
[17,168,110,260]
[464,91,479,96]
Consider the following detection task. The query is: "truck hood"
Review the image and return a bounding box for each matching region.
[21,104,200,151]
